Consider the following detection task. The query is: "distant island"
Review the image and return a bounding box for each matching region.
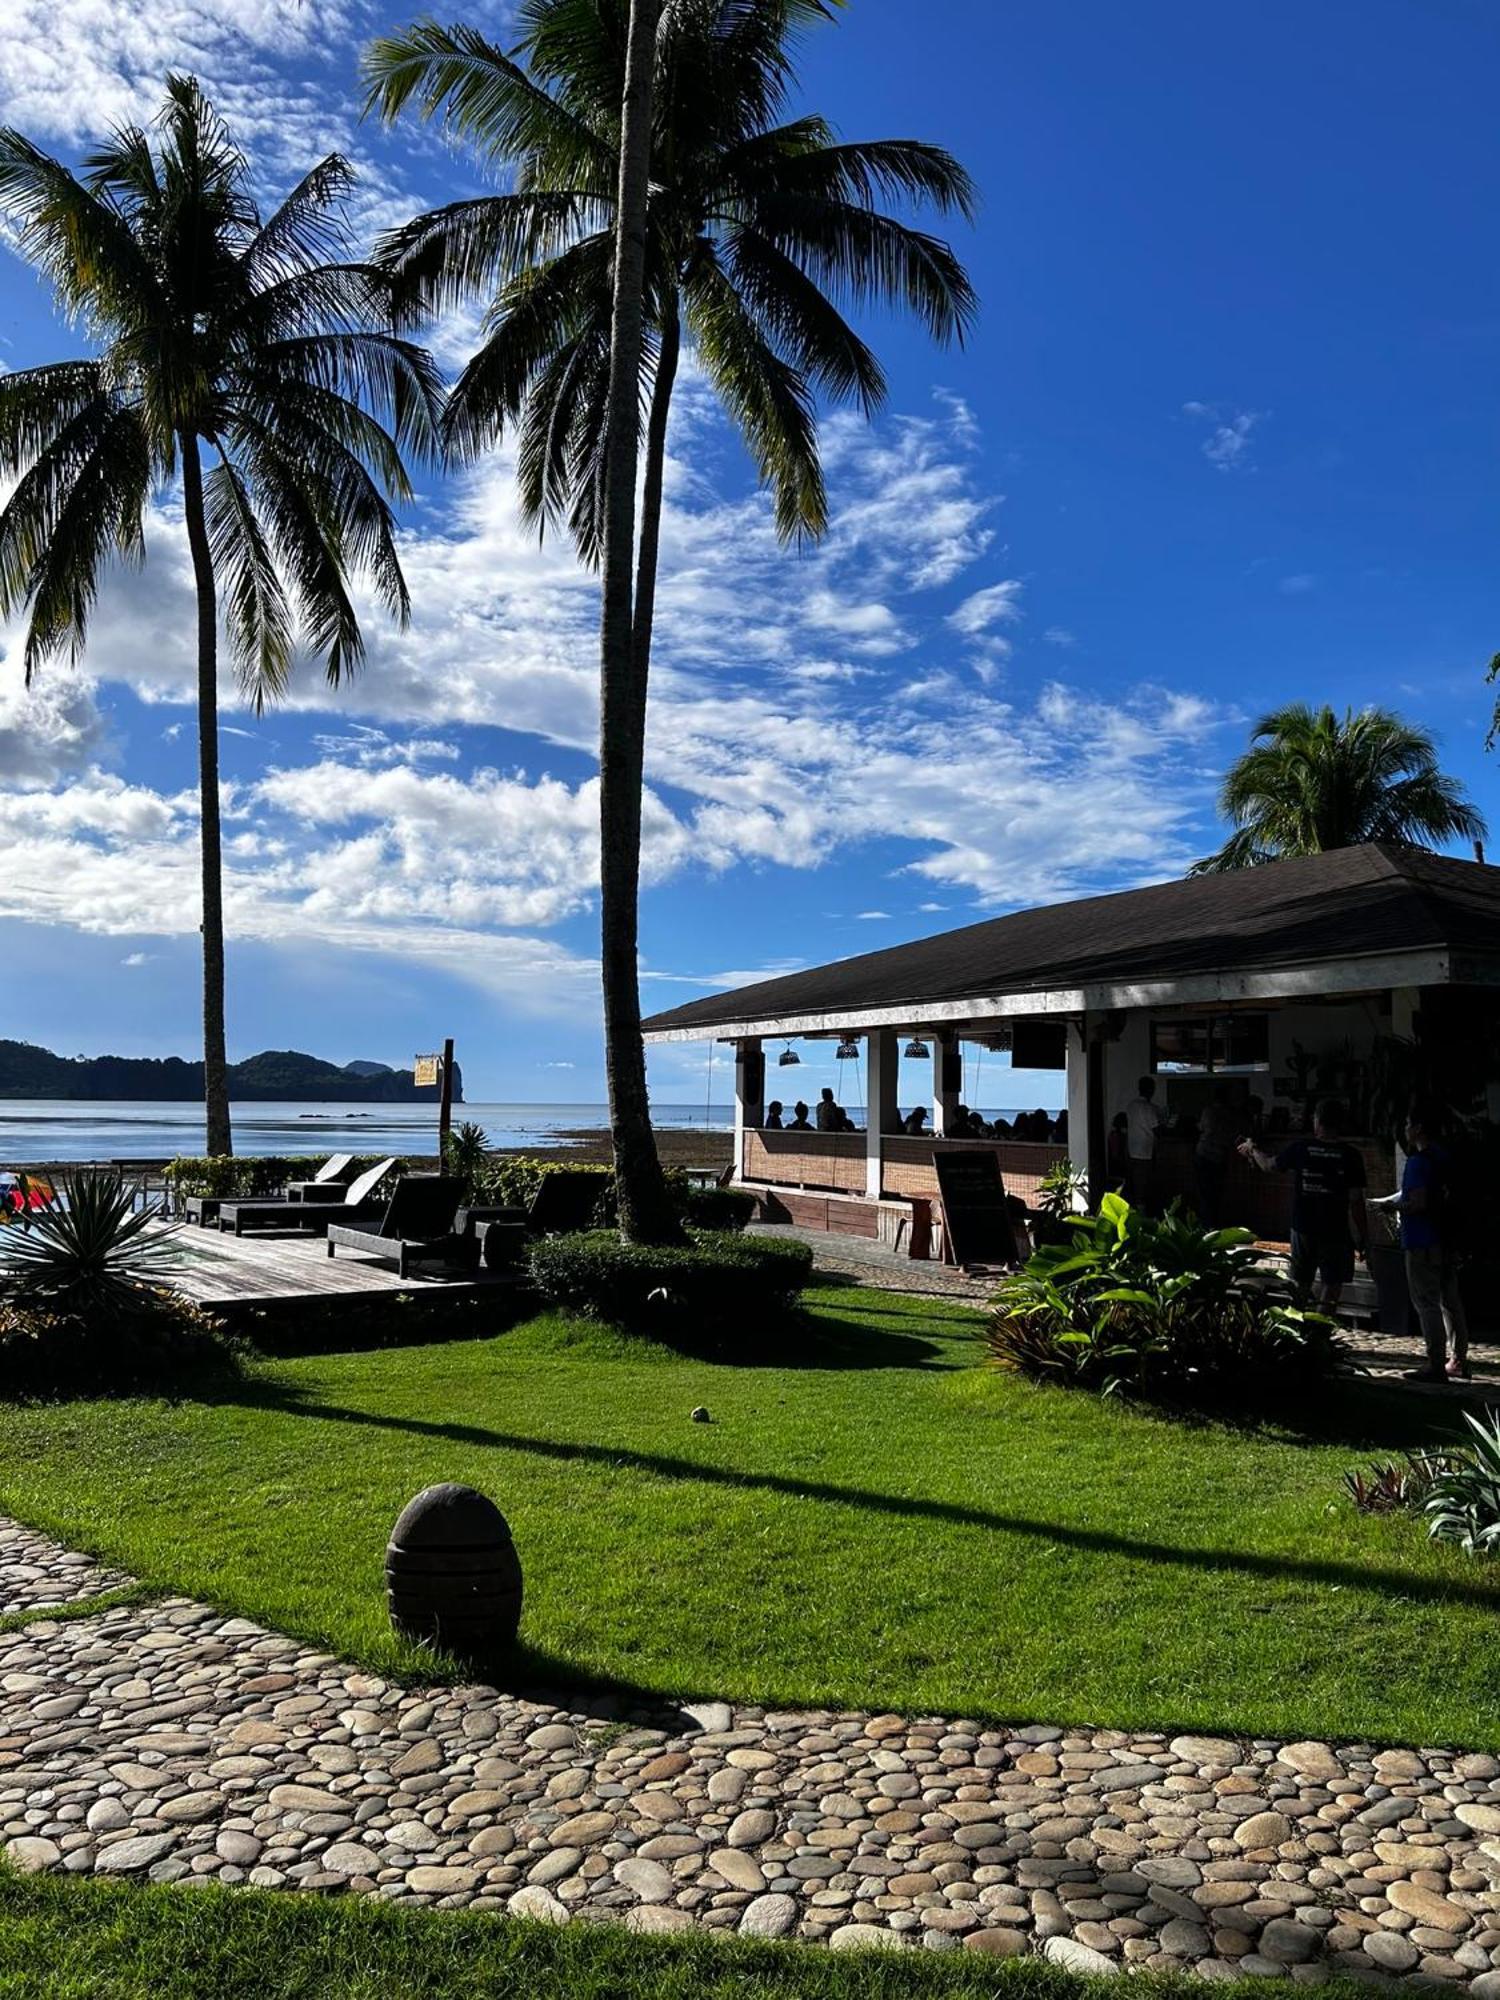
[0,1042,464,1104]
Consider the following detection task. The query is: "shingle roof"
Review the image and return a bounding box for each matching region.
[643,845,1500,1037]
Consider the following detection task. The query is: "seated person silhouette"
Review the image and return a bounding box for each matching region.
[764,1100,784,1129]
[787,1101,813,1131]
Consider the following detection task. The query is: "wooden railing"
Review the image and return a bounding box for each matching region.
[739,1129,1067,1207]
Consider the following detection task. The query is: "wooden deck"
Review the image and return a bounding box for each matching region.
[162,1223,511,1310]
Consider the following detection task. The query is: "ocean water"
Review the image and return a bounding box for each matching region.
[0,1100,733,1165]
[0,1099,1049,1165]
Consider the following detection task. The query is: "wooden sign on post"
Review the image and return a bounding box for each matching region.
[933,1147,1020,1270]
[414,1046,455,1161]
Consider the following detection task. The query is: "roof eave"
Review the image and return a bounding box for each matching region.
[643,944,1466,1043]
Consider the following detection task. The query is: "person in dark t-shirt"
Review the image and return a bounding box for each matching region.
[1241,1096,1368,1307]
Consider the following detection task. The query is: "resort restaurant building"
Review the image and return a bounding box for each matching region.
[643,845,1500,1256]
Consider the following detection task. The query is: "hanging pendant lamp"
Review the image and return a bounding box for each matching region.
[777,1043,801,1068]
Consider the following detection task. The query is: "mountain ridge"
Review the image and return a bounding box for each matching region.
[0,1042,463,1103]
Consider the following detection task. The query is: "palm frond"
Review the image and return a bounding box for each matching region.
[362,18,611,183]
[685,254,824,539]
[205,454,295,710]
[734,189,976,343]
[0,129,159,333]
[0,360,106,478]
[242,154,357,285]
[375,192,604,316]
[716,224,885,412]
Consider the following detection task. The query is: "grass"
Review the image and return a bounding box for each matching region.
[0,1867,1337,2000]
[1,1281,1498,1747]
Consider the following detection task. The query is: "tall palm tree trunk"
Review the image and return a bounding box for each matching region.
[631,295,679,687]
[597,0,678,1244]
[179,431,233,1159]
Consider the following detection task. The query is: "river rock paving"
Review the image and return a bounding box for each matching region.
[0,1520,134,1616]
[5,1520,1500,1986]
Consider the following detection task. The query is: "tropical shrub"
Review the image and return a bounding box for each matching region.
[1344,1451,1448,1515]
[163,1154,400,1204]
[0,1171,239,1397]
[983,1193,1341,1402]
[1423,1410,1500,1556]
[475,1155,615,1214]
[680,1185,756,1233]
[527,1229,813,1344]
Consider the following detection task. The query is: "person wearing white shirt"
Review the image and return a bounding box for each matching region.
[1124,1075,1164,1211]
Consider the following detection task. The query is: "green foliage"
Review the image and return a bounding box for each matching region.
[527,1228,813,1342]
[443,1120,493,1200]
[1343,1450,1448,1514]
[0,1172,181,1316]
[163,1155,397,1202]
[679,1184,756,1232]
[1192,702,1486,873]
[1424,1409,1500,1556]
[1035,1158,1087,1221]
[0,80,439,694]
[984,1192,1341,1403]
[475,1154,615,1213]
[0,1295,240,1401]
[364,7,976,557]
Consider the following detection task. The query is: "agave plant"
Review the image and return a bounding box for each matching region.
[1343,1451,1450,1515]
[442,1121,494,1202]
[0,1171,182,1316]
[1423,1410,1500,1556]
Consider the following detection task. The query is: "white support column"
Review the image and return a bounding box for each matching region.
[1390,987,1419,1191]
[866,1029,897,1198]
[732,1038,763,1183]
[1066,1016,1092,1204]
[931,1030,961,1137]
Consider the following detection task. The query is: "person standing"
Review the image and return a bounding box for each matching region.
[1124,1075,1164,1211]
[1376,1105,1470,1383]
[1240,1097,1368,1310]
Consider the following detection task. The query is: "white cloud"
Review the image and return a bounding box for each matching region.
[854,910,891,921]
[1279,573,1316,595]
[1043,626,1076,649]
[946,580,1024,639]
[0,663,107,785]
[1182,402,1263,473]
[121,951,154,967]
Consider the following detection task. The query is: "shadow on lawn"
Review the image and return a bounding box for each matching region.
[224,1378,1500,1614]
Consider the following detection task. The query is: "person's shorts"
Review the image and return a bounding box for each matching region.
[1290,1230,1355,1290]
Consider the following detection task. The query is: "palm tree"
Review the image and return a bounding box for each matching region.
[1193,702,1486,873]
[364,0,977,1241]
[0,77,440,1157]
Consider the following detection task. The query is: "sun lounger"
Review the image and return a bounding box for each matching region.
[185,1152,356,1227]
[484,1168,609,1237]
[215,1157,397,1237]
[325,1175,476,1279]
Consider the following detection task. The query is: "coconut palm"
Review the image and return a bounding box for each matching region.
[364,0,977,1240]
[1193,703,1486,873]
[0,77,440,1156]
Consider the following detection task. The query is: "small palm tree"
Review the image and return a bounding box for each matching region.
[1193,703,1486,873]
[365,1,976,1240]
[0,78,441,1157]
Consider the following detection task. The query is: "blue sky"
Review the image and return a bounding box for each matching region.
[1,0,1496,1105]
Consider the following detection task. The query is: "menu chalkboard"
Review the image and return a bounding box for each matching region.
[934,1148,1020,1269]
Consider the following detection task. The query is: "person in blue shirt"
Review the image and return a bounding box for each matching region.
[1241,1096,1368,1309]
[1373,1104,1470,1383]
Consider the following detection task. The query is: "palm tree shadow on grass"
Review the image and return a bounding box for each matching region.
[217,1377,1500,1618]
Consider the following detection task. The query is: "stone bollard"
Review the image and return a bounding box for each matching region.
[385,1483,523,1663]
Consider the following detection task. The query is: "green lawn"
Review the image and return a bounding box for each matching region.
[0,1866,1348,2000]
[1,1282,1497,1747]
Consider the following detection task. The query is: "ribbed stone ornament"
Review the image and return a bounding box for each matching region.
[385,1483,522,1660]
